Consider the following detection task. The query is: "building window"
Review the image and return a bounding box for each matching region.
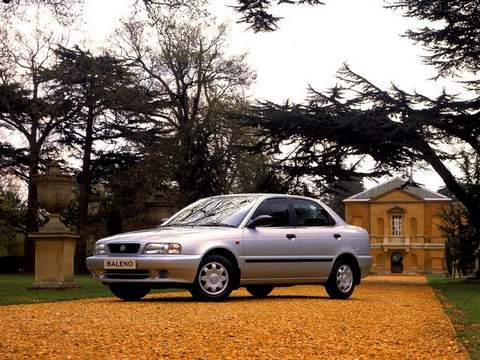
[391,215,403,236]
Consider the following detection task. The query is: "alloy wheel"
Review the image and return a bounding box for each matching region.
[336,264,353,293]
[199,261,229,295]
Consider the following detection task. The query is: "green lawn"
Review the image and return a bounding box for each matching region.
[0,274,173,306]
[428,276,480,360]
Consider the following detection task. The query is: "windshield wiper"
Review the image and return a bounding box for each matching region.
[183,222,236,228]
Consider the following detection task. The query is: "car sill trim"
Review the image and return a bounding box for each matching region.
[245,258,333,263]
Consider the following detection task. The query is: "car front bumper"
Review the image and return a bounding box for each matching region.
[86,255,203,285]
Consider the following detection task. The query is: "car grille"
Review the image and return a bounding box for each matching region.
[103,270,150,280]
[108,243,141,254]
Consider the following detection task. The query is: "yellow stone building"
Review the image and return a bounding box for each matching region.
[344,177,451,274]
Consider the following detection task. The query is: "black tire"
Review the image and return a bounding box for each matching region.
[325,260,356,300]
[189,254,236,301]
[246,285,274,298]
[109,283,151,301]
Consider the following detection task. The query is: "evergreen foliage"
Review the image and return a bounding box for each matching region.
[0,185,25,258]
[324,177,364,219]
[440,152,480,277]
[390,0,480,76]
[233,0,324,32]
[442,205,479,278]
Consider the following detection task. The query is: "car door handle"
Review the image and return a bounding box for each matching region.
[286,234,296,239]
[333,233,342,239]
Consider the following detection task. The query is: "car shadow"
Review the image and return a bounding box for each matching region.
[105,294,361,303]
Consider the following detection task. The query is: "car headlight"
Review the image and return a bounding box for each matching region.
[144,243,182,255]
[94,243,106,255]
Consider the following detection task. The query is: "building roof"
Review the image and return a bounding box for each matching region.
[344,177,451,202]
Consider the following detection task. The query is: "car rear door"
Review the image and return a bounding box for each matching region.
[242,198,299,279]
[292,199,342,278]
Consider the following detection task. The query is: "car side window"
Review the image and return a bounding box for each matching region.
[252,199,290,227]
[292,199,335,227]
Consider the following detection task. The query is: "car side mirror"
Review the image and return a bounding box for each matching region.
[248,215,274,228]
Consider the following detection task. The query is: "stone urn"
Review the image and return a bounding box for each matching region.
[29,161,79,289]
[145,189,175,226]
[34,161,74,233]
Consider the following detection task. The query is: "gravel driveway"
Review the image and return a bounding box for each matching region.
[0,275,467,359]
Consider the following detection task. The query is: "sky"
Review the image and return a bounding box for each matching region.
[79,0,466,192]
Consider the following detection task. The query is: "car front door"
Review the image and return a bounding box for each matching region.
[242,198,299,280]
[292,199,342,278]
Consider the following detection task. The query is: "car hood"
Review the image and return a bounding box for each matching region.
[98,226,239,244]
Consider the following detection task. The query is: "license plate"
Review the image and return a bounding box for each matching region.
[104,259,136,270]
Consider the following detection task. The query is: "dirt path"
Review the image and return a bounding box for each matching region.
[0,276,467,359]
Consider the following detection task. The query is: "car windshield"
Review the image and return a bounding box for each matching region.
[164,195,259,228]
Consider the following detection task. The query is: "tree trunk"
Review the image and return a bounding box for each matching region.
[23,145,40,274]
[176,125,196,204]
[75,109,94,273]
[23,75,42,274]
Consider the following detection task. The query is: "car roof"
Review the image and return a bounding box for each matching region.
[209,193,319,201]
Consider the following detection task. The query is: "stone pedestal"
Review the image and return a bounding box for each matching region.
[29,233,80,289]
[28,161,80,289]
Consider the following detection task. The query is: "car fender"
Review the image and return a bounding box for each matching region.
[196,242,241,263]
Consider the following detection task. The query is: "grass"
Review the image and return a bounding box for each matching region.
[428,276,480,360]
[0,274,173,306]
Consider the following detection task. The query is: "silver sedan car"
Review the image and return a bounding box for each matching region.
[86,194,372,301]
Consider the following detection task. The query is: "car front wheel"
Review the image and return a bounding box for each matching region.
[246,285,274,298]
[109,283,151,301]
[325,261,356,299]
[190,255,235,301]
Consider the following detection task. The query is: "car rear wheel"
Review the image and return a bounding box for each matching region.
[108,283,151,301]
[325,261,356,299]
[190,255,235,301]
[246,285,274,298]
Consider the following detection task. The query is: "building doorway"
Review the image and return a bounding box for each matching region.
[391,251,404,273]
